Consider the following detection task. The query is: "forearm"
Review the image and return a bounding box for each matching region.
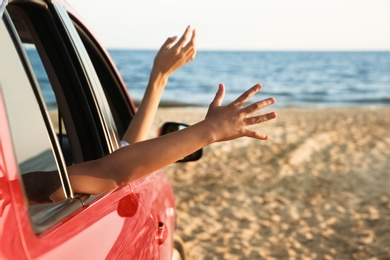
[113,120,214,184]
[53,122,211,199]
[123,27,196,144]
[66,119,213,195]
[122,70,168,143]
[66,158,118,195]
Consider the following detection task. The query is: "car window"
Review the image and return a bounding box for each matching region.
[0,13,68,205]
[24,44,56,110]
[54,3,121,151]
[23,43,74,165]
[7,1,113,161]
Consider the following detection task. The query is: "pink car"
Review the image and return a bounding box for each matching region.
[0,0,197,258]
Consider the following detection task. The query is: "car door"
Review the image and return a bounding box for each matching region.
[1,0,172,258]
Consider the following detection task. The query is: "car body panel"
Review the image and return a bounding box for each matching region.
[24,185,158,259]
[130,171,176,258]
[0,91,29,260]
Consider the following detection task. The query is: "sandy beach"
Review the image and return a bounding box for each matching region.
[152,107,390,259]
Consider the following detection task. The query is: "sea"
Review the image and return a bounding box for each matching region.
[30,49,390,109]
[109,50,390,108]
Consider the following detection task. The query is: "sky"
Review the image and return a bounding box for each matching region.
[66,0,390,51]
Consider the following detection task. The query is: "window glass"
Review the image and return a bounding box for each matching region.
[24,44,57,110]
[0,17,65,203]
[24,43,66,139]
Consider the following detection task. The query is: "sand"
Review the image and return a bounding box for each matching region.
[152,107,390,259]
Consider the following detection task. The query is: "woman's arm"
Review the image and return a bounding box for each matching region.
[122,26,197,144]
[66,84,277,196]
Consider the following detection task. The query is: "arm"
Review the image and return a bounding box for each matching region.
[122,26,197,144]
[66,84,277,196]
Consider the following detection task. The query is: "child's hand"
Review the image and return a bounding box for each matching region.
[153,26,197,76]
[205,83,277,142]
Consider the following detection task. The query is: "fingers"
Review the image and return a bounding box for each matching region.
[241,111,277,140]
[243,97,276,115]
[234,84,276,139]
[185,29,197,60]
[165,26,197,61]
[209,84,225,108]
[243,129,270,140]
[176,26,193,49]
[161,25,195,50]
[232,84,262,107]
[180,27,197,61]
[190,28,197,45]
[162,36,178,49]
[206,83,276,142]
[244,111,277,126]
[182,28,196,50]
[186,48,197,62]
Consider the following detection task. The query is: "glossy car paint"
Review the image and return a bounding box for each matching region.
[0,89,29,260]
[0,0,176,259]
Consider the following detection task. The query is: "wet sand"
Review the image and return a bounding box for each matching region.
[153,107,390,259]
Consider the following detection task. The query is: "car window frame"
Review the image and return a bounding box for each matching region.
[68,12,136,139]
[1,9,72,198]
[8,1,108,163]
[52,3,121,152]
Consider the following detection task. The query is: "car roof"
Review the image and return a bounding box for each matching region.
[6,0,77,16]
[5,0,93,38]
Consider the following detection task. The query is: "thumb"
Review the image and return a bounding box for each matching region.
[210,84,225,108]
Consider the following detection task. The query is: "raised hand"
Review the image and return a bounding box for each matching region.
[205,83,277,142]
[152,25,197,76]
[123,26,197,144]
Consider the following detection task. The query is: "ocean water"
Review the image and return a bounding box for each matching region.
[29,49,390,108]
[110,50,390,108]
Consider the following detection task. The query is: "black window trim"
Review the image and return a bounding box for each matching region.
[52,3,121,152]
[69,14,136,139]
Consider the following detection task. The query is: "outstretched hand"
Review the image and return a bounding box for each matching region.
[153,26,197,76]
[205,83,277,142]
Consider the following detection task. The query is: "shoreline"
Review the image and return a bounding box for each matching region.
[133,98,390,109]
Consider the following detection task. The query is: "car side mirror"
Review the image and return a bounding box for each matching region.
[159,122,203,162]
